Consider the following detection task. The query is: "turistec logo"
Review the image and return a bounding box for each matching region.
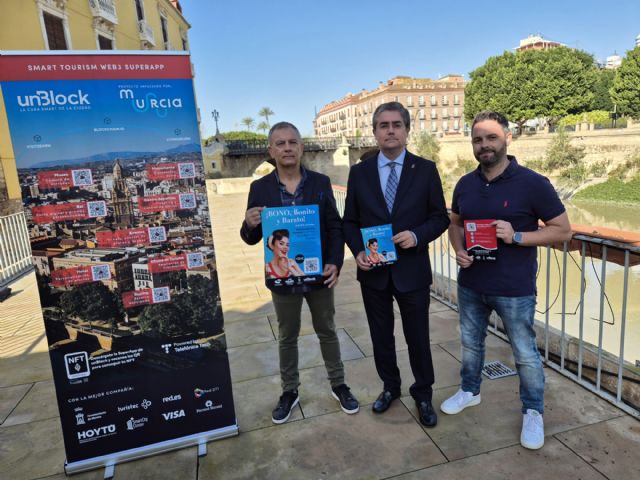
[16,90,90,107]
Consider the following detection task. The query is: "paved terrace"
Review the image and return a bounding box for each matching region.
[1,188,639,480]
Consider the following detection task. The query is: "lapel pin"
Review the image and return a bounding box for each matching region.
[411,164,415,169]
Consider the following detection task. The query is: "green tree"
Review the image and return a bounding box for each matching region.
[137,302,185,338]
[592,68,615,112]
[465,47,598,131]
[413,132,440,163]
[59,282,120,325]
[545,128,584,170]
[241,117,255,131]
[208,131,267,142]
[258,107,274,126]
[611,46,640,118]
[257,121,270,134]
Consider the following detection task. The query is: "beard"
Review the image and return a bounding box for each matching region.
[474,143,507,167]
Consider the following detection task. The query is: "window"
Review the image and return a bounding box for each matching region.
[442,108,449,119]
[160,15,169,48]
[430,95,437,106]
[419,95,425,106]
[420,121,425,131]
[431,108,437,119]
[442,95,449,106]
[431,122,437,132]
[407,95,413,106]
[454,94,460,105]
[453,107,460,117]
[211,161,217,169]
[135,0,145,21]
[394,96,399,102]
[98,35,113,50]
[454,120,460,130]
[43,12,67,50]
[443,120,449,131]
[419,109,425,120]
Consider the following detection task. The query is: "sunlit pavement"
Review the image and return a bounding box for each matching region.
[0,186,638,479]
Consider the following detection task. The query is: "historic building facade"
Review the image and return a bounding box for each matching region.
[314,75,467,138]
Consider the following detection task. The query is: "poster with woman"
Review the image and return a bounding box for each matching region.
[261,205,323,288]
[360,224,397,266]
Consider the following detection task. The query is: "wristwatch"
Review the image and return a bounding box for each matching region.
[512,231,523,245]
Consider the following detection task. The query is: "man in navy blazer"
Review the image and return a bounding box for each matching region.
[241,122,359,425]
[343,102,449,426]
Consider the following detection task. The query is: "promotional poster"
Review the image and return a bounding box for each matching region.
[261,205,323,288]
[360,224,397,266]
[464,219,498,261]
[0,52,237,471]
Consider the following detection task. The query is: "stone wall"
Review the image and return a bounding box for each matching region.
[436,128,640,174]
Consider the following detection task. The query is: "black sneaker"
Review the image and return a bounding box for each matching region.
[271,390,299,424]
[331,384,359,414]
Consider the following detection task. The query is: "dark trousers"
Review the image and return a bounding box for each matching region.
[361,281,434,402]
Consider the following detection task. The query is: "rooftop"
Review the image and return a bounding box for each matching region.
[0,188,638,479]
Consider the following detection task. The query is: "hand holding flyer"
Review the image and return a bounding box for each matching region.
[360,224,397,267]
[261,205,323,288]
[464,219,498,261]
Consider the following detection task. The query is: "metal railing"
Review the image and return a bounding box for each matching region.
[331,187,639,417]
[429,230,640,417]
[0,211,33,287]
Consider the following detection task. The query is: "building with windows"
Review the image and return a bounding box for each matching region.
[515,34,564,52]
[314,75,466,138]
[0,0,191,217]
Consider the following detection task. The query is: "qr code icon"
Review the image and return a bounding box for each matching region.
[179,193,196,209]
[466,223,477,232]
[87,201,107,217]
[91,265,111,281]
[148,226,167,243]
[186,253,204,269]
[152,287,170,303]
[179,163,196,179]
[304,257,320,273]
[386,251,397,261]
[72,169,93,186]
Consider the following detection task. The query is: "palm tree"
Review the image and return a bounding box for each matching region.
[241,117,255,131]
[258,107,274,126]
[257,121,270,134]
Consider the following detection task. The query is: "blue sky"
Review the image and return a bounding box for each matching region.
[183,1,640,137]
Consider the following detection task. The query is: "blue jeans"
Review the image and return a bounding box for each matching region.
[458,285,545,414]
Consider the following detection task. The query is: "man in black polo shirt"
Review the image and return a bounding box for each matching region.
[241,122,359,424]
[440,111,572,450]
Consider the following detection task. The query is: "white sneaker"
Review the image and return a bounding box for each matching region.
[520,409,544,450]
[440,389,481,414]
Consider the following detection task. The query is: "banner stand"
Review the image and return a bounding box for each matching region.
[0,51,239,475]
[65,424,239,477]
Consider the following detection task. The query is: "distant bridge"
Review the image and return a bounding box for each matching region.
[225,136,377,156]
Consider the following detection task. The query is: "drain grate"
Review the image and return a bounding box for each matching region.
[482,360,517,379]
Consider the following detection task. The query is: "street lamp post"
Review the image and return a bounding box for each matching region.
[211,109,220,136]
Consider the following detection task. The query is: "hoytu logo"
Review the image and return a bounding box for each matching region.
[16,90,90,107]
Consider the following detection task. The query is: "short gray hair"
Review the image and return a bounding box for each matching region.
[372,102,411,132]
[268,122,302,144]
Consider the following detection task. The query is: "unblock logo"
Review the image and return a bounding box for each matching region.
[17,90,90,107]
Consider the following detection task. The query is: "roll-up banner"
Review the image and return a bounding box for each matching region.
[0,51,238,474]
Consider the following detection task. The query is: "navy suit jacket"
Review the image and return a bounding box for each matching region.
[240,169,344,273]
[343,150,450,292]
